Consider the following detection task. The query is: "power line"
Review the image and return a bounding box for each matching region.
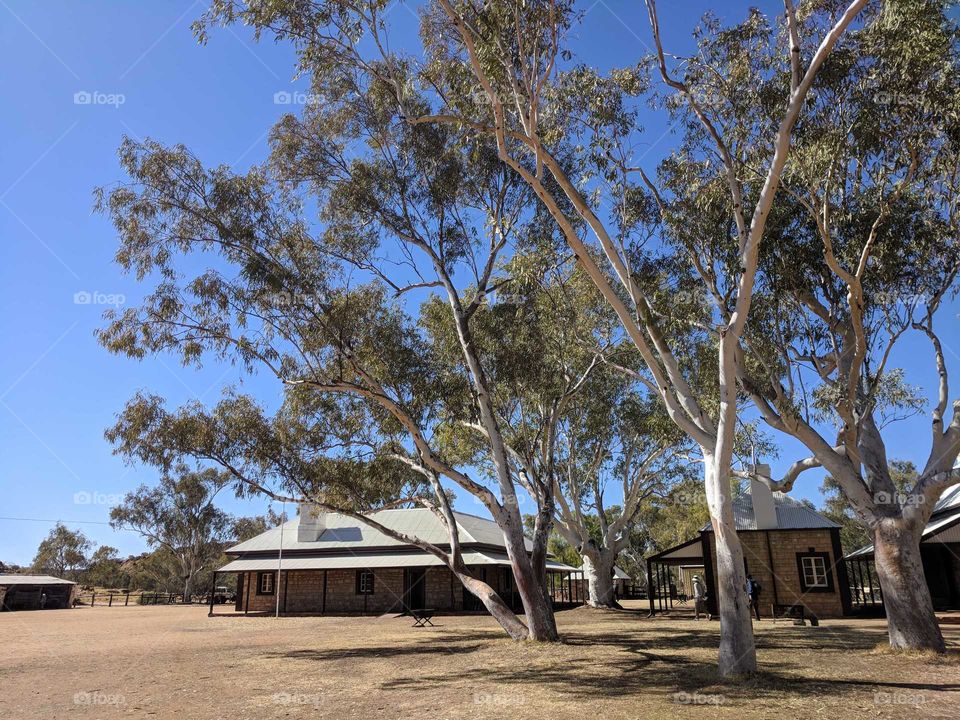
[0,516,136,530]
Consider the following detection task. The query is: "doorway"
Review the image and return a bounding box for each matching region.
[404,568,426,610]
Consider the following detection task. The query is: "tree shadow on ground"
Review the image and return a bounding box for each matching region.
[262,617,960,705]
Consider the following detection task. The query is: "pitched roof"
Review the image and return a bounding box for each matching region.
[227,507,533,554]
[847,486,960,559]
[701,488,839,532]
[0,574,76,586]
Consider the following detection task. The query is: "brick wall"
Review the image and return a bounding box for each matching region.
[238,565,468,614]
[704,529,846,618]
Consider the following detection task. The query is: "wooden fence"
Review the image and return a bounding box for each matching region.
[73,591,187,607]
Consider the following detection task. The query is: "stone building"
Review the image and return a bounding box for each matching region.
[646,482,851,619]
[215,506,579,615]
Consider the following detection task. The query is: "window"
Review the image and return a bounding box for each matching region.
[256,571,275,595]
[356,570,375,595]
[796,551,834,593]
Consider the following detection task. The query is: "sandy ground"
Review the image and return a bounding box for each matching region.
[1,602,959,719]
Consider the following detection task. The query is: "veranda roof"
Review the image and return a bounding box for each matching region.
[217,550,577,573]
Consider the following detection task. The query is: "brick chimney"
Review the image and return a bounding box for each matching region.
[297,503,326,542]
[750,464,777,530]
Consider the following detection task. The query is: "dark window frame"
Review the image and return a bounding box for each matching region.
[256,571,276,596]
[796,550,834,593]
[356,570,375,595]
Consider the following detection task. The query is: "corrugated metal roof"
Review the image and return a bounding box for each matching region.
[932,485,960,514]
[847,504,960,559]
[227,508,532,554]
[0,574,75,586]
[218,550,576,573]
[701,489,839,532]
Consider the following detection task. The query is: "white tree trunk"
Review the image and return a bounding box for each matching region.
[704,454,757,676]
[455,571,529,639]
[873,519,945,652]
[582,551,619,608]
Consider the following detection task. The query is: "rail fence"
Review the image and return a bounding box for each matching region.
[73,591,188,607]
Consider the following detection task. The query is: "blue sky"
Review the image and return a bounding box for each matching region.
[1,1,957,566]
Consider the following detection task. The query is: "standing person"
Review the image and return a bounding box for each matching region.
[692,575,711,621]
[746,574,762,621]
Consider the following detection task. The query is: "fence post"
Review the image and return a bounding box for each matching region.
[125,591,130,606]
[108,593,113,607]
[91,592,96,607]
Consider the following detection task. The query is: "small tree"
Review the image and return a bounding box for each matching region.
[31,523,92,580]
[85,545,129,588]
[109,469,234,601]
[549,384,688,607]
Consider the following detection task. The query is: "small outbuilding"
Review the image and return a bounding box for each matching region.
[646,481,851,619]
[0,574,77,611]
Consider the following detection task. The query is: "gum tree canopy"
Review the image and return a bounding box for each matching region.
[98,26,637,634]
[108,468,234,601]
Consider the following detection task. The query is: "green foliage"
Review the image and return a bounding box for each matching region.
[31,523,92,580]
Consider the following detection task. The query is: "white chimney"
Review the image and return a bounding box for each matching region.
[750,464,777,530]
[297,503,326,542]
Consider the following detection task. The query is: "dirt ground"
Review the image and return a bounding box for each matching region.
[2,602,959,719]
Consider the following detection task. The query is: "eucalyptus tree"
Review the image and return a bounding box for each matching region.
[31,523,92,580]
[548,378,689,607]
[96,46,608,635]
[731,0,960,652]
[186,0,867,675]
[109,468,234,601]
[402,0,866,674]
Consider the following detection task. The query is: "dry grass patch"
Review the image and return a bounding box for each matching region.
[1,602,958,718]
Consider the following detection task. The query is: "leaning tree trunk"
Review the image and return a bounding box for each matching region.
[453,568,530,640]
[512,559,559,641]
[581,551,619,608]
[872,518,945,652]
[705,454,757,676]
[501,533,558,641]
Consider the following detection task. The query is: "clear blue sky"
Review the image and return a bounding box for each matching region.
[2,1,957,566]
